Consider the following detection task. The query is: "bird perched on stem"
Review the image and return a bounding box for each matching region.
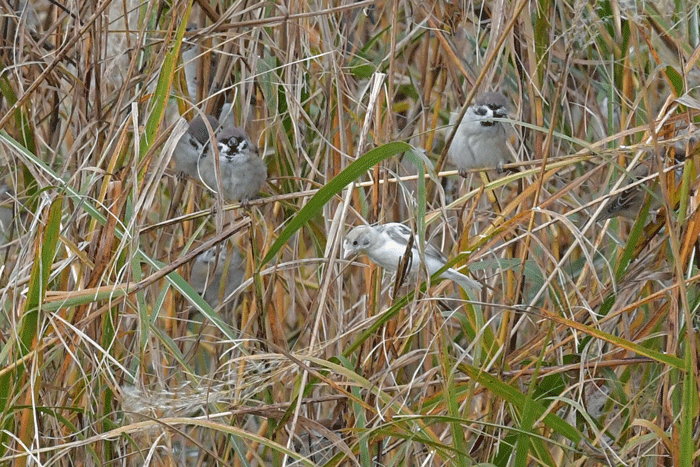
[596,165,661,222]
[173,114,219,180]
[448,92,513,176]
[343,223,480,291]
[173,114,267,204]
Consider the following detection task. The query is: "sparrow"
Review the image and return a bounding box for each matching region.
[596,165,660,221]
[343,223,480,291]
[173,114,219,180]
[197,125,267,204]
[189,245,245,308]
[449,92,512,176]
[173,114,267,204]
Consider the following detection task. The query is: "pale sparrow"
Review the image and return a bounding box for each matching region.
[190,244,245,308]
[449,92,512,176]
[343,223,480,291]
[173,114,267,204]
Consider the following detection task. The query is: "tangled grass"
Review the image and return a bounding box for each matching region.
[0,0,699,466]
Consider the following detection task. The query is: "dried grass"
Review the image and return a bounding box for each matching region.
[1,0,699,466]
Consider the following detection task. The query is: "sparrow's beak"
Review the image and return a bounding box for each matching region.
[342,244,354,260]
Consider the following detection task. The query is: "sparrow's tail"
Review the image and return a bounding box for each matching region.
[443,269,481,291]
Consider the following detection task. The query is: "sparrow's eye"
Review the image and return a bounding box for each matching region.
[352,240,358,246]
[474,107,488,116]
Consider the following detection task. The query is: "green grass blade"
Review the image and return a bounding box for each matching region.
[459,363,582,444]
[139,2,192,161]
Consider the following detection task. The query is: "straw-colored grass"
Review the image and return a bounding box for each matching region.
[1,0,699,466]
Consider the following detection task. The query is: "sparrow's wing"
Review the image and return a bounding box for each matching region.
[381,223,449,263]
[599,186,643,220]
[598,165,652,220]
[188,115,220,145]
[378,223,413,246]
[422,242,449,263]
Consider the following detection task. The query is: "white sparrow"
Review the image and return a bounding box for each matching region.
[449,92,512,176]
[343,223,480,291]
[173,114,267,203]
[190,245,245,308]
[597,165,660,221]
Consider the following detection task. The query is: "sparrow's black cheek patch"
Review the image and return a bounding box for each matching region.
[226,137,247,154]
[188,135,204,151]
[219,139,239,158]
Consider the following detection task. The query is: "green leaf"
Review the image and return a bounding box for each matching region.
[680,344,698,467]
[460,364,582,444]
[349,63,376,79]
[21,197,63,353]
[515,327,556,467]
[139,2,192,160]
[664,66,684,97]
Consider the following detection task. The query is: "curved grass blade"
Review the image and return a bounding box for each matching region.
[540,308,684,369]
[11,196,63,462]
[459,363,582,444]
